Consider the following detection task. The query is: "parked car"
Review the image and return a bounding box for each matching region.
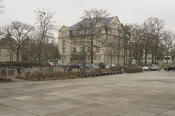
[99,63,105,69]
[44,62,56,67]
[60,63,69,67]
[142,66,150,71]
[85,64,98,69]
[164,65,175,71]
[106,64,115,69]
[150,64,159,71]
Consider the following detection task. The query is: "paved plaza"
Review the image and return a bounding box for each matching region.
[0,71,175,116]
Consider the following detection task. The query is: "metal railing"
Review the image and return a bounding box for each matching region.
[0,68,17,77]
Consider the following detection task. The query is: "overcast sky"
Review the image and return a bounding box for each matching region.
[0,0,175,31]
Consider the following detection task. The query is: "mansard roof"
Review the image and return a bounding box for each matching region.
[69,17,115,31]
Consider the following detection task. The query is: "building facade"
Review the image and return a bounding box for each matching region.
[0,36,17,62]
[58,16,125,65]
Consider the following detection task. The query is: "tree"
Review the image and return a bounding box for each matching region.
[81,8,109,64]
[35,9,56,62]
[122,24,132,65]
[22,30,59,62]
[10,21,34,61]
[172,44,175,63]
[1,22,34,61]
[70,25,90,64]
[143,17,164,64]
[162,31,175,63]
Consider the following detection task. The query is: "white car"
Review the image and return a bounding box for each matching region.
[142,66,150,71]
[106,64,115,69]
[150,64,159,71]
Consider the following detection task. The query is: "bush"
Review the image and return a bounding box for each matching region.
[160,63,172,69]
[19,70,84,81]
[0,61,42,68]
[125,67,142,73]
[109,67,122,72]
[0,75,12,82]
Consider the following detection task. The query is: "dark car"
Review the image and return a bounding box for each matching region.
[99,63,105,69]
[164,65,175,71]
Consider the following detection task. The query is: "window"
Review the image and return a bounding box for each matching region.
[61,31,67,36]
[72,31,77,36]
[62,47,66,53]
[88,55,90,61]
[94,55,97,60]
[96,38,100,43]
[62,40,66,46]
[118,30,123,36]
[87,47,91,52]
[96,46,100,53]
[98,55,101,60]
[72,47,76,53]
[86,30,90,35]
[78,30,85,35]
[80,46,83,52]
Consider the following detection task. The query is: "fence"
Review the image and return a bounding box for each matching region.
[0,68,17,78]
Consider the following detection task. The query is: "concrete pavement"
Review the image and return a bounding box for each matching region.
[0,71,175,116]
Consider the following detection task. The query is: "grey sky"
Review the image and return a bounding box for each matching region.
[0,0,175,31]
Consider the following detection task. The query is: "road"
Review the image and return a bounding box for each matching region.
[0,71,175,116]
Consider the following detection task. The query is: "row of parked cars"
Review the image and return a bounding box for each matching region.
[45,62,175,71]
[142,64,175,71]
[59,62,115,69]
[142,64,159,71]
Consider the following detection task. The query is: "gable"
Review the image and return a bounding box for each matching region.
[59,25,69,32]
[109,16,123,30]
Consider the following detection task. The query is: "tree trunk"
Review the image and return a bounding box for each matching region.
[151,49,154,64]
[144,38,148,65]
[166,49,169,64]
[154,37,159,63]
[90,33,94,64]
[16,46,20,62]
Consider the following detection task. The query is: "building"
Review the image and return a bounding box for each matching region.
[0,35,17,62]
[58,16,125,65]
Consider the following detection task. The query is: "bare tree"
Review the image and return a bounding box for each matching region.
[80,8,109,64]
[162,31,175,63]
[122,24,133,65]
[172,44,175,63]
[10,21,34,61]
[70,25,90,64]
[35,9,56,62]
[143,17,164,64]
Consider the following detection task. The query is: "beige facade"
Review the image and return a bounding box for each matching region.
[58,16,125,65]
[0,37,17,62]
[0,48,17,62]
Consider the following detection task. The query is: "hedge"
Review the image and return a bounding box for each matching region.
[17,71,83,81]
[125,67,142,73]
[0,61,42,67]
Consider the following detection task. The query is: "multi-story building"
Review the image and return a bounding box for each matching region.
[0,36,17,62]
[58,16,125,65]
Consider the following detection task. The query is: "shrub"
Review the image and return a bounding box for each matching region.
[21,70,83,81]
[160,63,172,69]
[125,67,142,73]
[109,67,122,72]
[0,61,42,68]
